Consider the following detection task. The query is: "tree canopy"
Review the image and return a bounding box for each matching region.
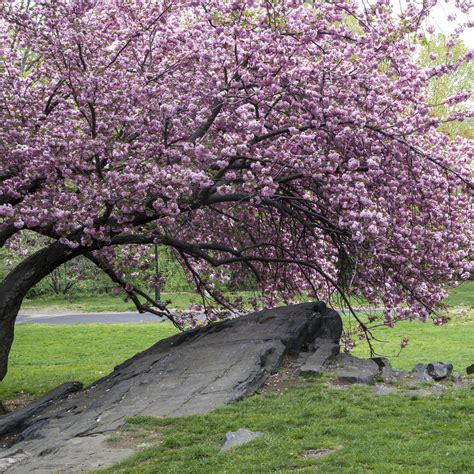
[0,0,472,378]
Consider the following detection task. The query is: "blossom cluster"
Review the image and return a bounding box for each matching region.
[0,0,472,329]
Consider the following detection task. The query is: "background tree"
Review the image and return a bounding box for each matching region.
[418,34,473,139]
[0,0,472,381]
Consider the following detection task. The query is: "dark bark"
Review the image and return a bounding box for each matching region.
[0,242,82,381]
[0,223,19,247]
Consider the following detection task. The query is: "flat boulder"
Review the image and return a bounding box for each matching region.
[0,302,341,473]
[328,354,381,384]
[220,428,263,452]
[300,339,340,374]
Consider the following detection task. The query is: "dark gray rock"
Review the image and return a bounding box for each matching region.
[300,340,340,374]
[0,302,341,473]
[220,428,263,452]
[0,382,83,437]
[466,364,474,375]
[327,354,381,384]
[372,357,399,382]
[406,363,433,384]
[427,362,453,380]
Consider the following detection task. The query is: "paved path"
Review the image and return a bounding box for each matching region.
[16,311,166,325]
[16,308,383,325]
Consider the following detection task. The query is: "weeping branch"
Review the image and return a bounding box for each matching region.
[85,252,183,330]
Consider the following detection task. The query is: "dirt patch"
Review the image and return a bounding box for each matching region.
[106,426,162,451]
[302,448,338,459]
[258,356,305,394]
[3,398,34,413]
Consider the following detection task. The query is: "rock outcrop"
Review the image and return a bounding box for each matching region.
[0,302,342,473]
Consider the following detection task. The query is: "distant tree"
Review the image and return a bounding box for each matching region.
[418,34,473,139]
[0,1,472,381]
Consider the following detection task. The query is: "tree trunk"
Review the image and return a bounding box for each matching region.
[0,242,82,381]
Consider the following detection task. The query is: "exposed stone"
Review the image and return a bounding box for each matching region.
[220,428,263,452]
[431,383,447,396]
[300,341,339,374]
[406,363,432,384]
[453,378,474,390]
[374,384,398,395]
[0,302,342,473]
[403,384,446,397]
[452,372,462,383]
[372,357,399,382]
[0,382,83,438]
[466,364,474,375]
[427,362,453,381]
[328,353,381,384]
[404,389,433,396]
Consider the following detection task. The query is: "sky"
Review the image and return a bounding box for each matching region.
[428,1,473,47]
[357,1,473,48]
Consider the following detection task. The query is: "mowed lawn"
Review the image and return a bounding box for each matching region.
[101,379,473,474]
[1,282,473,473]
[2,281,473,401]
[19,279,474,314]
[0,323,179,401]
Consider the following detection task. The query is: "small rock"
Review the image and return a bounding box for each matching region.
[329,354,381,384]
[427,362,453,381]
[300,342,339,374]
[431,383,446,396]
[220,428,263,453]
[407,364,432,383]
[466,364,474,375]
[372,357,399,382]
[451,372,462,383]
[374,384,398,395]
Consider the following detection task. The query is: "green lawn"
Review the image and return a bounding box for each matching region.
[2,282,473,472]
[443,280,474,307]
[20,292,201,313]
[20,281,473,313]
[350,311,473,370]
[0,323,178,400]
[101,381,473,473]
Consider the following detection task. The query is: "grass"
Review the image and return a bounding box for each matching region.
[0,323,178,400]
[349,310,473,370]
[20,281,474,313]
[99,381,473,473]
[2,282,473,472]
[20,292,202,313]
[443,280,474,307]
[3,304,473,402]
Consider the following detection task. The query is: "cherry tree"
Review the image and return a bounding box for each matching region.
[0,0,472,381]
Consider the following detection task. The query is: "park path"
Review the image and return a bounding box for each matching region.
[16,311,166,325]
[16,308,382,325]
